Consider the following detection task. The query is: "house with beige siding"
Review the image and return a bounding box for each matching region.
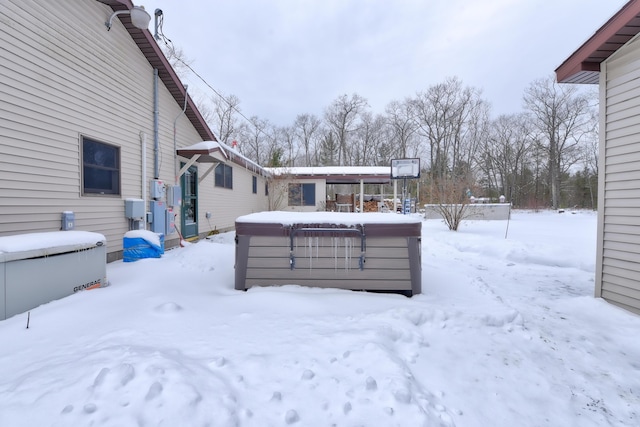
[556,0,640,315]
[0,0,269,262]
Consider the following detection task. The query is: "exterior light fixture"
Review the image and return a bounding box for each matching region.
[105,5,151,31]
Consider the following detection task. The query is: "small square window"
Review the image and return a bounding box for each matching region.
[288,183,315,206]
[82,137,120,195]
[215,164,233,189]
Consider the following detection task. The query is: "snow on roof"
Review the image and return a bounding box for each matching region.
[179,140,227,156]
[217,140,265,173]
[180,140,267,176]
[267,166,391,176]
[236,211,422,225]
[0,231,106,262]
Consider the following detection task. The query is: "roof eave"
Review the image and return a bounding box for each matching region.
[556,0,640,84]
[96,0,216,141]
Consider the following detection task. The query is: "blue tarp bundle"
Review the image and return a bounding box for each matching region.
[123,232,164,262]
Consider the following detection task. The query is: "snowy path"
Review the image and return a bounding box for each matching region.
[0,210,638,426]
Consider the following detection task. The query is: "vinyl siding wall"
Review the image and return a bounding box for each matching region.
[0,0,269,259]
[198,165,269,234]
[269,178,328,212]
[598,35,640,315]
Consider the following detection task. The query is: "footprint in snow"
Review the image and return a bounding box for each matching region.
[153,302,183,313]
[366,376,377,391]
[285,409,299,424]
[145,381,163,401]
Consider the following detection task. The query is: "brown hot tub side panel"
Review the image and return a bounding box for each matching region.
[235,221,421,295]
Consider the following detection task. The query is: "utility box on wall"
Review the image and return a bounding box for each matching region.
[165,209,176,235]
[167,185,181,208]
[125,199,145,219]
[149,200,166,234]
[61,211,75,230]
[150,179,165,200]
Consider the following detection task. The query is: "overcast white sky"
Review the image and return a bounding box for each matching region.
[146,0,627,126]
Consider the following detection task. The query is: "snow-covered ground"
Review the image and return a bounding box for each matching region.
[0,210,638,426]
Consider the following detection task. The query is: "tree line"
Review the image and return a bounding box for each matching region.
[193,73,598,210]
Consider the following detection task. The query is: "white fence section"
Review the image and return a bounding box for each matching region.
[424,203,511,220]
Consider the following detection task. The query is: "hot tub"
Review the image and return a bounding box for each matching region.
[235,212,422,296]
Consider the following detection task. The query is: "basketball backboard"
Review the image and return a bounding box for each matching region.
[390,158,420,179]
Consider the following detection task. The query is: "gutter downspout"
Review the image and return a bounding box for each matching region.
[140,131,147,229]
[174,84,189,184]
[153,68,159,179]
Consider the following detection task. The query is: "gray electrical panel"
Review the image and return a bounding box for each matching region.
[167,185,181,207]
[125,199,145,219]
[149,200,166,233]
[150,179,165,199]
[165,208,176,235]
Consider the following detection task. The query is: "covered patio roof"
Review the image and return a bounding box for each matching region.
[267,166,392,185]
[556,0,640,84]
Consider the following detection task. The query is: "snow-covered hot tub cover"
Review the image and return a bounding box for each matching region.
[235,211,422,296]
[236,211,422,226]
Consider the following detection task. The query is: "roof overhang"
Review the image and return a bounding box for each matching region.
[556,0,640,84]
[177,143,228,163]
[267,167,392,185]
[97,0,216,141]
[177,141,269,178]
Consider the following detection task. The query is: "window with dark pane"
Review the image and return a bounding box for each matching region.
[82,137,120,195]
[215,164,233,189]
[288,183,315,206]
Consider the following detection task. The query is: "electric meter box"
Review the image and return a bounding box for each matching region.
[124,199,145,219]
[150,179,165,199]
[166,209,176,235]
[167,185,181,207]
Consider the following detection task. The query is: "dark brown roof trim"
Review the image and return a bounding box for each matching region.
[97,0,216,141]
[556,0,640,84]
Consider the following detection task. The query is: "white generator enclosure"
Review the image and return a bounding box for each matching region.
[0,231,107,320]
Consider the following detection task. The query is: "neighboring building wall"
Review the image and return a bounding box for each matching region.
[270,178,328,212]
[597,35,640,315]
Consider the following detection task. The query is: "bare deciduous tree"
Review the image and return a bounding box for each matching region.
[209,93,241,145]
[293,114,321,167]
[412,77,486,185]
[236,116,270,165]
[385,99,419,159]
[523,76,593,209]
[478,113,534,205]
[324,93,369,166]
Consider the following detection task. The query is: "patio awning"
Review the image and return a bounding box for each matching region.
[267,166,392,184]
[176,140,228,163]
